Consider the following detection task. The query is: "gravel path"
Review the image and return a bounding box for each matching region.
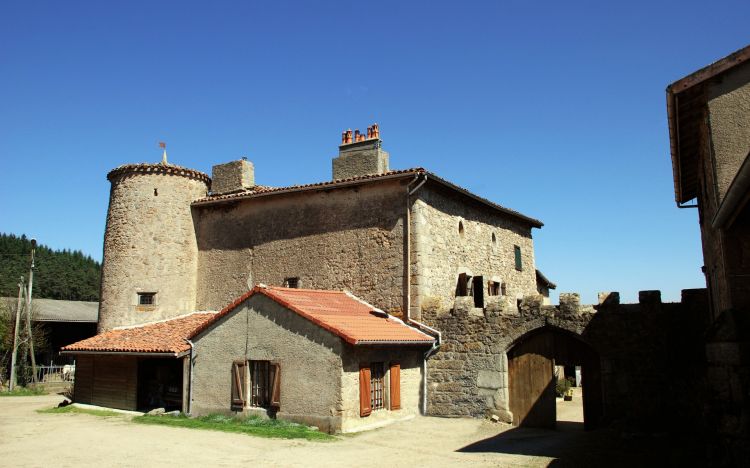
[0,391,690,467]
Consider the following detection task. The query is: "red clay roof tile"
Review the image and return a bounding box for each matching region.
[61,312,215,355]
[64,287,434,355]
[193,286,435,345]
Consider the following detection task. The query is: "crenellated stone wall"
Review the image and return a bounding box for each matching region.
[424,288,709,432]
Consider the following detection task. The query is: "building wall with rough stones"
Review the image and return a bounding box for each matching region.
[411,185,537,321]
[193,179,407,314]
[99,165,209,331]
[424,288,708,433]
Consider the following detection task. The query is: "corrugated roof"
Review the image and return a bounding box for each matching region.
[1,297,98,323]
[61,312,215,355]
[194,286,436,346]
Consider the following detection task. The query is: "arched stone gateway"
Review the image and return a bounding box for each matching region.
[423,289,708,434]
[506,326,602,430]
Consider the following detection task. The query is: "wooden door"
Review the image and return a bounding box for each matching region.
[508,332,556,428]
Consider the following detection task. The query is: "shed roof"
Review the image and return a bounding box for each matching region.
[1,297,99,323]
[195,286,436,346]
[61,312,215,356]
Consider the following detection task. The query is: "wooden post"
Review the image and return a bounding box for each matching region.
[8,279,24,391]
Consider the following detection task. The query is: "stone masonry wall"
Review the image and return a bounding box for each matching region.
[194,180,407,313]
[424,288,708,433]
[412,185,537,320]
[100,168,209,331]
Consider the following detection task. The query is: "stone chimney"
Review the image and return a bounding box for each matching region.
[332,123,389,180]
[211,158,255,195]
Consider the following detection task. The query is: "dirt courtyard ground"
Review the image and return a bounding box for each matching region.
[0,391,694,467]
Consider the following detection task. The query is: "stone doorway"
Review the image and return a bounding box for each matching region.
[507,327,602,430]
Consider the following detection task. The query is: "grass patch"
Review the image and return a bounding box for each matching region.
[37,405,123,417]
[133,413,334,441]
[1,386,47,396]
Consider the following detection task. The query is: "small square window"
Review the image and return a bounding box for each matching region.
[283,277,300,289]
[488,281,500,296]
[138,292,156,306]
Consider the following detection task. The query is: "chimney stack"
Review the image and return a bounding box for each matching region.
[211,158,255,195]
[332,123,389,180]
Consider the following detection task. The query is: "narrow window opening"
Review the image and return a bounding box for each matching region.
[283,277,300,288]
[491,232,497,245]
[501,282,507,296]
[154,188,158,196]
[250,360,273,408]
[517,298,523,309]
[514,245,523,271]
[370,362,385,411]
[138,292,156,306]
[472,276,484,308]
[455,273,469,296]
[458,221,465,238]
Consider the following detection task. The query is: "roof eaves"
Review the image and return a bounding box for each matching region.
[424,172,544,228]
[666,44,750,205]
[192,169,424,206]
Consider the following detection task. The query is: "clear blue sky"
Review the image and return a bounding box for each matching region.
[1,1,747,304]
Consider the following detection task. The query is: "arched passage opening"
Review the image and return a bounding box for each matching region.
[507,326,602,430]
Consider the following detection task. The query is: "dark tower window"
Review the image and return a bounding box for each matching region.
[514,245,523,271]
[472,276,484,308]
[138,292,156,306]
[284,277,300,288]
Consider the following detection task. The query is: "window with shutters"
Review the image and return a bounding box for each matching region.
[230,360,247,411]
[232,360,280,411]
[488,281,500,296]
[359,362,401,417]
[249,360,281,409]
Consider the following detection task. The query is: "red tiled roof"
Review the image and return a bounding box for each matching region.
[61,313,215,355]
[194,286,436,345]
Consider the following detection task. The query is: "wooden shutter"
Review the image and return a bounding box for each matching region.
[389,363,401,410]
[359,365,372,417]
[231,360,247,410]
[270,363,281,408]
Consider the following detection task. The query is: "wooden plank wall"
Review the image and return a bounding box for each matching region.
[73,355,138,410]
[91,356,138,410]
[74,356,94,404]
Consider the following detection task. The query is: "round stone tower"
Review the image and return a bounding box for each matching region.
[99,158,210,331]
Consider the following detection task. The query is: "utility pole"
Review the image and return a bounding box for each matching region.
[25,239,37,383]
[8,278,24,391]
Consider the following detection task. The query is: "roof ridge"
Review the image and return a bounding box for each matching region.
[113,311,216,331]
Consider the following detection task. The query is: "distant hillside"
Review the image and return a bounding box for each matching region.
[0,233,100,301]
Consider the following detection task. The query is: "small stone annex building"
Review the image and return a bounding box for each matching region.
[63,286,433,432]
